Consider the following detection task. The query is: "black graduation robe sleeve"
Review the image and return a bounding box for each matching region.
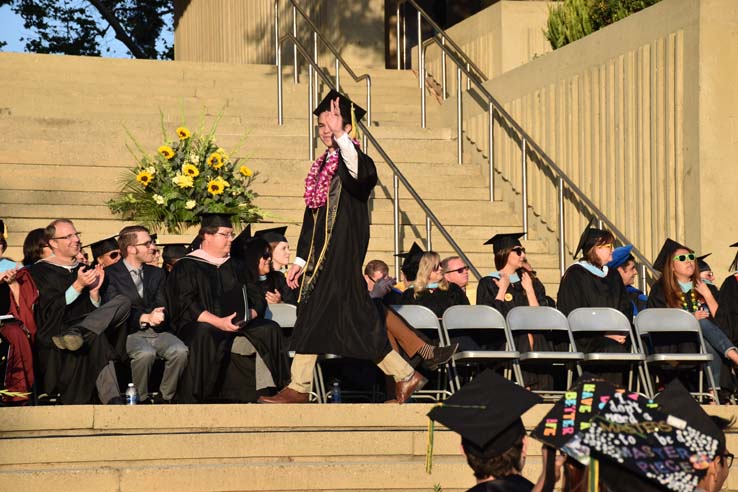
[646,280,667,308]
[717,275,738,341]
[296,206,314,263]
[337,145,377,202]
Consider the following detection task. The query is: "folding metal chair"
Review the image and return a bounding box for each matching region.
[634,308,719,403]
[567,307,653,397]
[506,306,584,399]
[391,304,453,401]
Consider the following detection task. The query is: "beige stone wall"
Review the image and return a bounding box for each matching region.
[174,0,386,69]
[437,0,738,280]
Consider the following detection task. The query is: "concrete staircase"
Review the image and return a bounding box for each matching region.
[0,52,562,295]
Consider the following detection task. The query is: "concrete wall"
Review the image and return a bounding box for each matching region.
[174,0,387,69]
[440,0,738,280]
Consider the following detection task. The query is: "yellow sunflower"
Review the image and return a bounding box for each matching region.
[158,145,175,160]
[207,177,230,196]
[207,152,224,169]
[239,165,253,177]
[182,163,199,177]
[136,170,154,187]
[176,127,191,140]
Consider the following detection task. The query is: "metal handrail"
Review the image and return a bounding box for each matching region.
[275,0,372,159]
[397,2,656,290]
[276,32,482,282]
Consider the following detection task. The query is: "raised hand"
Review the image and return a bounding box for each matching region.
[324,97,345,137]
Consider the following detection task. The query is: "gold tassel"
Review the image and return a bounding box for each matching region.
[426,416,435,474]
[589,458,599,492]
[1,221,6,240]
[348,103,359,141]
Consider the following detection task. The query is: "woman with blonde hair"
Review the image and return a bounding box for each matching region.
[400,251,469,317]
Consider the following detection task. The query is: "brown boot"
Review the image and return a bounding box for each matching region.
[395,371,428,404]
[257,387,310,404]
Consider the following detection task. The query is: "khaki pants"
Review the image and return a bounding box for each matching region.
[385,308,425,358]
[287,351,414,394]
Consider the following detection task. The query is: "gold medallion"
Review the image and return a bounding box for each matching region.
[504,293,513,302]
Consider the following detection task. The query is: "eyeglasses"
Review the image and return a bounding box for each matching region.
[261,252,272,260]
[511,247,526,256]
[134,240,154,248]
[445,266,469,275]
[433,264,442,271]
[105,251,120,260]
[598,243,615,250]
[52,232,81,241]
[214,232,236,239]
[673,253,696,262]
[721,452,734,469]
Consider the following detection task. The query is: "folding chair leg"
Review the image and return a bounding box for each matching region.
[313,363,327,403]
[511,361,524,387]
[705,365,720,404]
[638,363,655,398]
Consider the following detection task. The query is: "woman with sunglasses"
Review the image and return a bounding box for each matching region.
[647,239,738,386]
[400,251,469,317]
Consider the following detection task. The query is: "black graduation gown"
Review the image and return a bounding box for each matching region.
[399,283,470,318]
[291,146,392,361]
[257,270,297,305]
[476,275,555,390]
[28,261,127,404]
[466,475,534,492]
[717,274,738,343]
[166,256,288,402]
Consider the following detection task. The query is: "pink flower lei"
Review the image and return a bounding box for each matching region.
[303,138,359,209]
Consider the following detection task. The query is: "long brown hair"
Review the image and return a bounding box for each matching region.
[584,231,615,268]
[661,247,701,308]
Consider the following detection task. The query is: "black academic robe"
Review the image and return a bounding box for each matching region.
[291,145,392,361]
[399,283,470,318]
[257,270,297,306]
[166,256,288,402]
[717,274,738,343]
[476,274,555,390]
[28,261,127,404]
[466,475,534,492]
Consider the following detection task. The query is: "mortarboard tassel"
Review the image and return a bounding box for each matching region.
[349,103,359,141]
[588,458,599,492]
[426,413,436,474]
[1,221,7,240]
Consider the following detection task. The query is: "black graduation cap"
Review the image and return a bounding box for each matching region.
[483,232,524,254]
[230,224,253,261]
[161,243,189,264]
[428,370,541,458]
[652,238,690,272]
[574,217,608,259]
[696,253,712,273]
[254,226,287,244]
[200,212,234,229]
[313,89,367,123]
[89,236,119,259]
[149,233,158,244]
[729,242,738,272]
[0,219,6,240]
[531,374,619,450]
[395,242,424,281]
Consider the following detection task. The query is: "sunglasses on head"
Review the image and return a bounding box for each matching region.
[106,251,120,260]
[511,247,526,256]
[673,253,695,262]
[446,266,469,274]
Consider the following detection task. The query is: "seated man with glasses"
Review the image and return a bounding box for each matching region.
[166,213,288,403]
[29,219,131,404]
[441,256,469,293]
[101,225,188,404]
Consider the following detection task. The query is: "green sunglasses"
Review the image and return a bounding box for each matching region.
[673,253,695,262]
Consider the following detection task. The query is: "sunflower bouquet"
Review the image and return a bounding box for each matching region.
[107,117,262,234]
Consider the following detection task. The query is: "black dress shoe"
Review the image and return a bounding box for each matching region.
[422,343,459,371]
[107,396,126,405]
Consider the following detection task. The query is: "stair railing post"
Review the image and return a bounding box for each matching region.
[364,77,371,152]
[292,5,298,83]
[456,67,463,164]
[277,41,283,125]
[466,62,471,91]
[308,58,315,161]
[274,0,279,65]
[441,36,447,100]
[522,138,528,239]
[396,1,402,70]
[417,9,423,89]
[558,177,566,276]
[425,216,432,251]
[640,264,648,294]
[402,11,407,70]
[394,174,401,280]
[313,31,319,106]
[421,44,427,128]
[488,102,494,201]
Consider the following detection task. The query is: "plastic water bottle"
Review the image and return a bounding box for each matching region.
[331,381,342,403]
[125,383,138,405]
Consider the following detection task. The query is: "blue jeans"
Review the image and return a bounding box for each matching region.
[699,318,736,386]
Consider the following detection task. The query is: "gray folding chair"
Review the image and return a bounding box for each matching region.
[634,308,719,403]
[441,305,522,392]
[391,304,453,401]
[264,303,323,403]
[506,306,584,399]
[567,307,653,397]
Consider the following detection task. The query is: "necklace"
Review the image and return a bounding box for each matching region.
[679,290,700,312]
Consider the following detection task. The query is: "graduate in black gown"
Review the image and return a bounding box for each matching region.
[428,370,546,492]
[259,90,425,404]
[717,242,738,343]
[476,233,555,390]
[166,213,288,403]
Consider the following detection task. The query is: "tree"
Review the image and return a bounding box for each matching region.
[0,0,173,59]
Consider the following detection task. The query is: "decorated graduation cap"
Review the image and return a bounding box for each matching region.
[730,241,738,272]
[89,236,119,259]
[531,373,619,450]
[574,217,608,259]
[696,253,712,273]
[395,242,424,281]
[200,212,234,229]
[652,238,690,272]
[255,226,287,244]
[428,370,541,462]
[607,244,634,269]
[483,232,525,254]
[161,243,189,264]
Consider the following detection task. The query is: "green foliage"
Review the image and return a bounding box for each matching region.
[545,0,662,49]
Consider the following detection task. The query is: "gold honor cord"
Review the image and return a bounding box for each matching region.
[349,103,359,141]
[588,458,599,492]
[425,403,488,474]
[0,389,31,398]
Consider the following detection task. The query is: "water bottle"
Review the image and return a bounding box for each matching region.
[331,381,342,403]
[125,383,138,405]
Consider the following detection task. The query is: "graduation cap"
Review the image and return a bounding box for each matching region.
[652,238,690,272]
[313,89,367,123]
[230,224,253,261]
[149,233,158,244]
[730,242,738,272]
[200,212,234,229]
[255,226,287,244]
[483,232,524,254]
[395,242,424,281]
[89,236,119,259]
[428,370,541,460]
[0,219,7,240]
[161,243,189,264]
[696,253,712,273]
[574,217,608,259]
[531,374,619,450]
[608,244,634,269]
